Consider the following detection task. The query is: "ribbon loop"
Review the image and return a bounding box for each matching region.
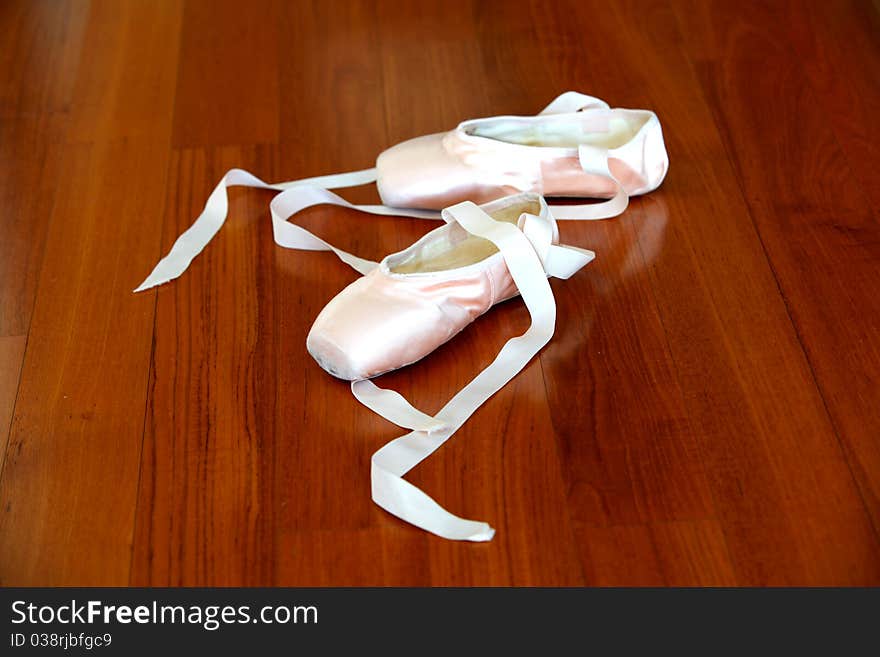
[539,91,610,114]
[351,380,448,434]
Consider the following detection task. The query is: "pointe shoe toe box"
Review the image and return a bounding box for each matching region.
[307,273,459,381]
[377,133,479,210]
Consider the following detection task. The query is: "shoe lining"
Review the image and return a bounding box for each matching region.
[390,200,540,274]
[468,113,648,149]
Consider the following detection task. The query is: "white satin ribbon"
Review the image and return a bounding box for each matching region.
[548,144,628,221]
[355,201,593,541]
[538,91,610,114]
[135,92,628,292]
[136,168,439,291]
[537,92,627,221]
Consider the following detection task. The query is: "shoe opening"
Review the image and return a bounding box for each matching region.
[389,199,541,274]
[467,110,651,150]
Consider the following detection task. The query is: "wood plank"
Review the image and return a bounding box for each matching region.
[776,0,880,209]
[0,0,182,586]
[0,140,174,585]
[0,0,85,118]
[0,0,87,336]
[278,0,385,166]
[578,520,737,586]
[131,146,280,586]
[277,529,395,586]
[378,0,493,144]
[673,0,880,576]
[171,0,280,147]
[66,0,183,143]
[649,519,738,586]
[0,115,67,336]
[0,336,26,460]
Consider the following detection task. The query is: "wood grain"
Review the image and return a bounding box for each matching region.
[172,0,281,148]
[0,336,26,460]
[0,0,87,336]
[0,0,183,585]
[675,0,880,553]
[1,0,879,586]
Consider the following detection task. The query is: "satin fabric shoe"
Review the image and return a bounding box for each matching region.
[376,92,668,216]
[307,193,592,381]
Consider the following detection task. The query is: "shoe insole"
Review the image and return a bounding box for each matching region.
[390,201,540,274]
[469,114,646,149]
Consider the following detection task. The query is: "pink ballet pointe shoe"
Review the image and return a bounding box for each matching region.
[306,193,592,381]
[376,92,668,216]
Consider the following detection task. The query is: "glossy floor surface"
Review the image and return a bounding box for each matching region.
[1,0,879,585]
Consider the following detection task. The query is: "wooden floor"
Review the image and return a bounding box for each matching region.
[1,0,878,586]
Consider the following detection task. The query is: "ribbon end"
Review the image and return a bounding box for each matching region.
[133,273,167,293]
[469,525,496,542]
